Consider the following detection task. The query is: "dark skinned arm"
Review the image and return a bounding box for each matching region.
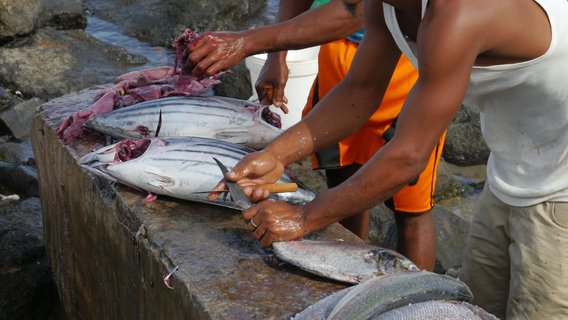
[226,0,485,247]
[187,0,364,77]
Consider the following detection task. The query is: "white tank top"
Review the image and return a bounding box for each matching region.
[384,0,568,206]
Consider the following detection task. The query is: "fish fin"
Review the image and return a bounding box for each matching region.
[143,193,158,203]
[144,169,175,187]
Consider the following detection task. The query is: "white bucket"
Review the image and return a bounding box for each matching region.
[245,46,320,130]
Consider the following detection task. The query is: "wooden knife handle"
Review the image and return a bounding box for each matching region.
[262,183,298,193]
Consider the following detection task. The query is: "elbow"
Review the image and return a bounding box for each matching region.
[389,142,432,185]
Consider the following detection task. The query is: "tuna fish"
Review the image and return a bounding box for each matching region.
[84,96,283,150]
[78,137,316,209]
[272,240,418,284]
[376,300,499,320]
[326,270,473,320]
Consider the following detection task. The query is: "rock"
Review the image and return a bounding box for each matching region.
[433,158,465,200]
[443,105,490,166]
[0,87,23,113]
[0,197,59,320]
[369,204,470,273]
[0,98,44,139]
[0,161,38,198]
[287,157,328,195]
[0,27,146,100]
[39,0,87,30]
[0,138,35,165]
[214,62,253,100]
[84,0,267,46]
[0,0,43,43]
[368,203,395,248]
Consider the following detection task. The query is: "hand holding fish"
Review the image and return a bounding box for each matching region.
[186,31,249,78]
[255,52,290,114]
[208,150,286,202]
[243,199,308,247]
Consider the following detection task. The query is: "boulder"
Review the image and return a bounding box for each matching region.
[0,161,38,198]
[0,138,35,165]
[443,105,490,166]
[0,0,43,43]
[85,0,267,46]
[39,0,87,30]
[0,27,146,100]
[369,204,471,273]
[0,197,59,320]
[0,98,44,139]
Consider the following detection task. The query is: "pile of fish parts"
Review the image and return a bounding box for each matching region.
[58,29,312,209]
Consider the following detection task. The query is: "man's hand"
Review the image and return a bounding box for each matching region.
[243,200,308,247]
[186,31,249,78]
[208,149,286,202]
[255,53,290,113]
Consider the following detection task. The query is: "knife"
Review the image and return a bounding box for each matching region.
[212,157,253,210]
[191,182,298,195]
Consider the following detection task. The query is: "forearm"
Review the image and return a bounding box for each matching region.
[241,0,363,56]
[303,142,420,231]
[264,73,384,166]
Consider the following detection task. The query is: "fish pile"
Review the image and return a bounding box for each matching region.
[291,269,497,320]
[271,239,497,320]
[57,29,222,143]
[78,137,315,208]
[83,96,283,150]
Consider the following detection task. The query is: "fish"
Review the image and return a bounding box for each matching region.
[78,137,315,209]
[272,240,418,284]
[83,96,284,150]
[376,300,499,320]
[326,270,473,320]
[291,285,355,320]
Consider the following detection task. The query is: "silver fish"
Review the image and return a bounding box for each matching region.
[291,285,355,320]
[327,270,473,320]
[78,137,315,209]
[83,96,283,149]
[376,300,499,320]
[272,240,418,284]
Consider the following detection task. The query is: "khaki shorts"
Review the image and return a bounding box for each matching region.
[459,184,568,319]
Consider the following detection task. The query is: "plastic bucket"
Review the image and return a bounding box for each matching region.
[245,46,320,130]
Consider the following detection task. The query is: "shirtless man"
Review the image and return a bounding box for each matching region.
[209,0,568,318]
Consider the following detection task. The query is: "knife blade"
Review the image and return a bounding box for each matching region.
[212,157,253,210]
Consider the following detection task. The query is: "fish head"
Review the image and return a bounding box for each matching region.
[78,139,153,182]
[371,248,419,275]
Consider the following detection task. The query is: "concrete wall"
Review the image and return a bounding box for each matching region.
[32,86,357,319]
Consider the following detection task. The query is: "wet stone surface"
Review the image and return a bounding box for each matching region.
[32,86,359,319]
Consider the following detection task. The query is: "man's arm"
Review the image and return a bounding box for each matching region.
[188,0,364,77]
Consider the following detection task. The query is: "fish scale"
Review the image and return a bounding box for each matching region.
[78,137,315,209]
[84,96,283,149]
